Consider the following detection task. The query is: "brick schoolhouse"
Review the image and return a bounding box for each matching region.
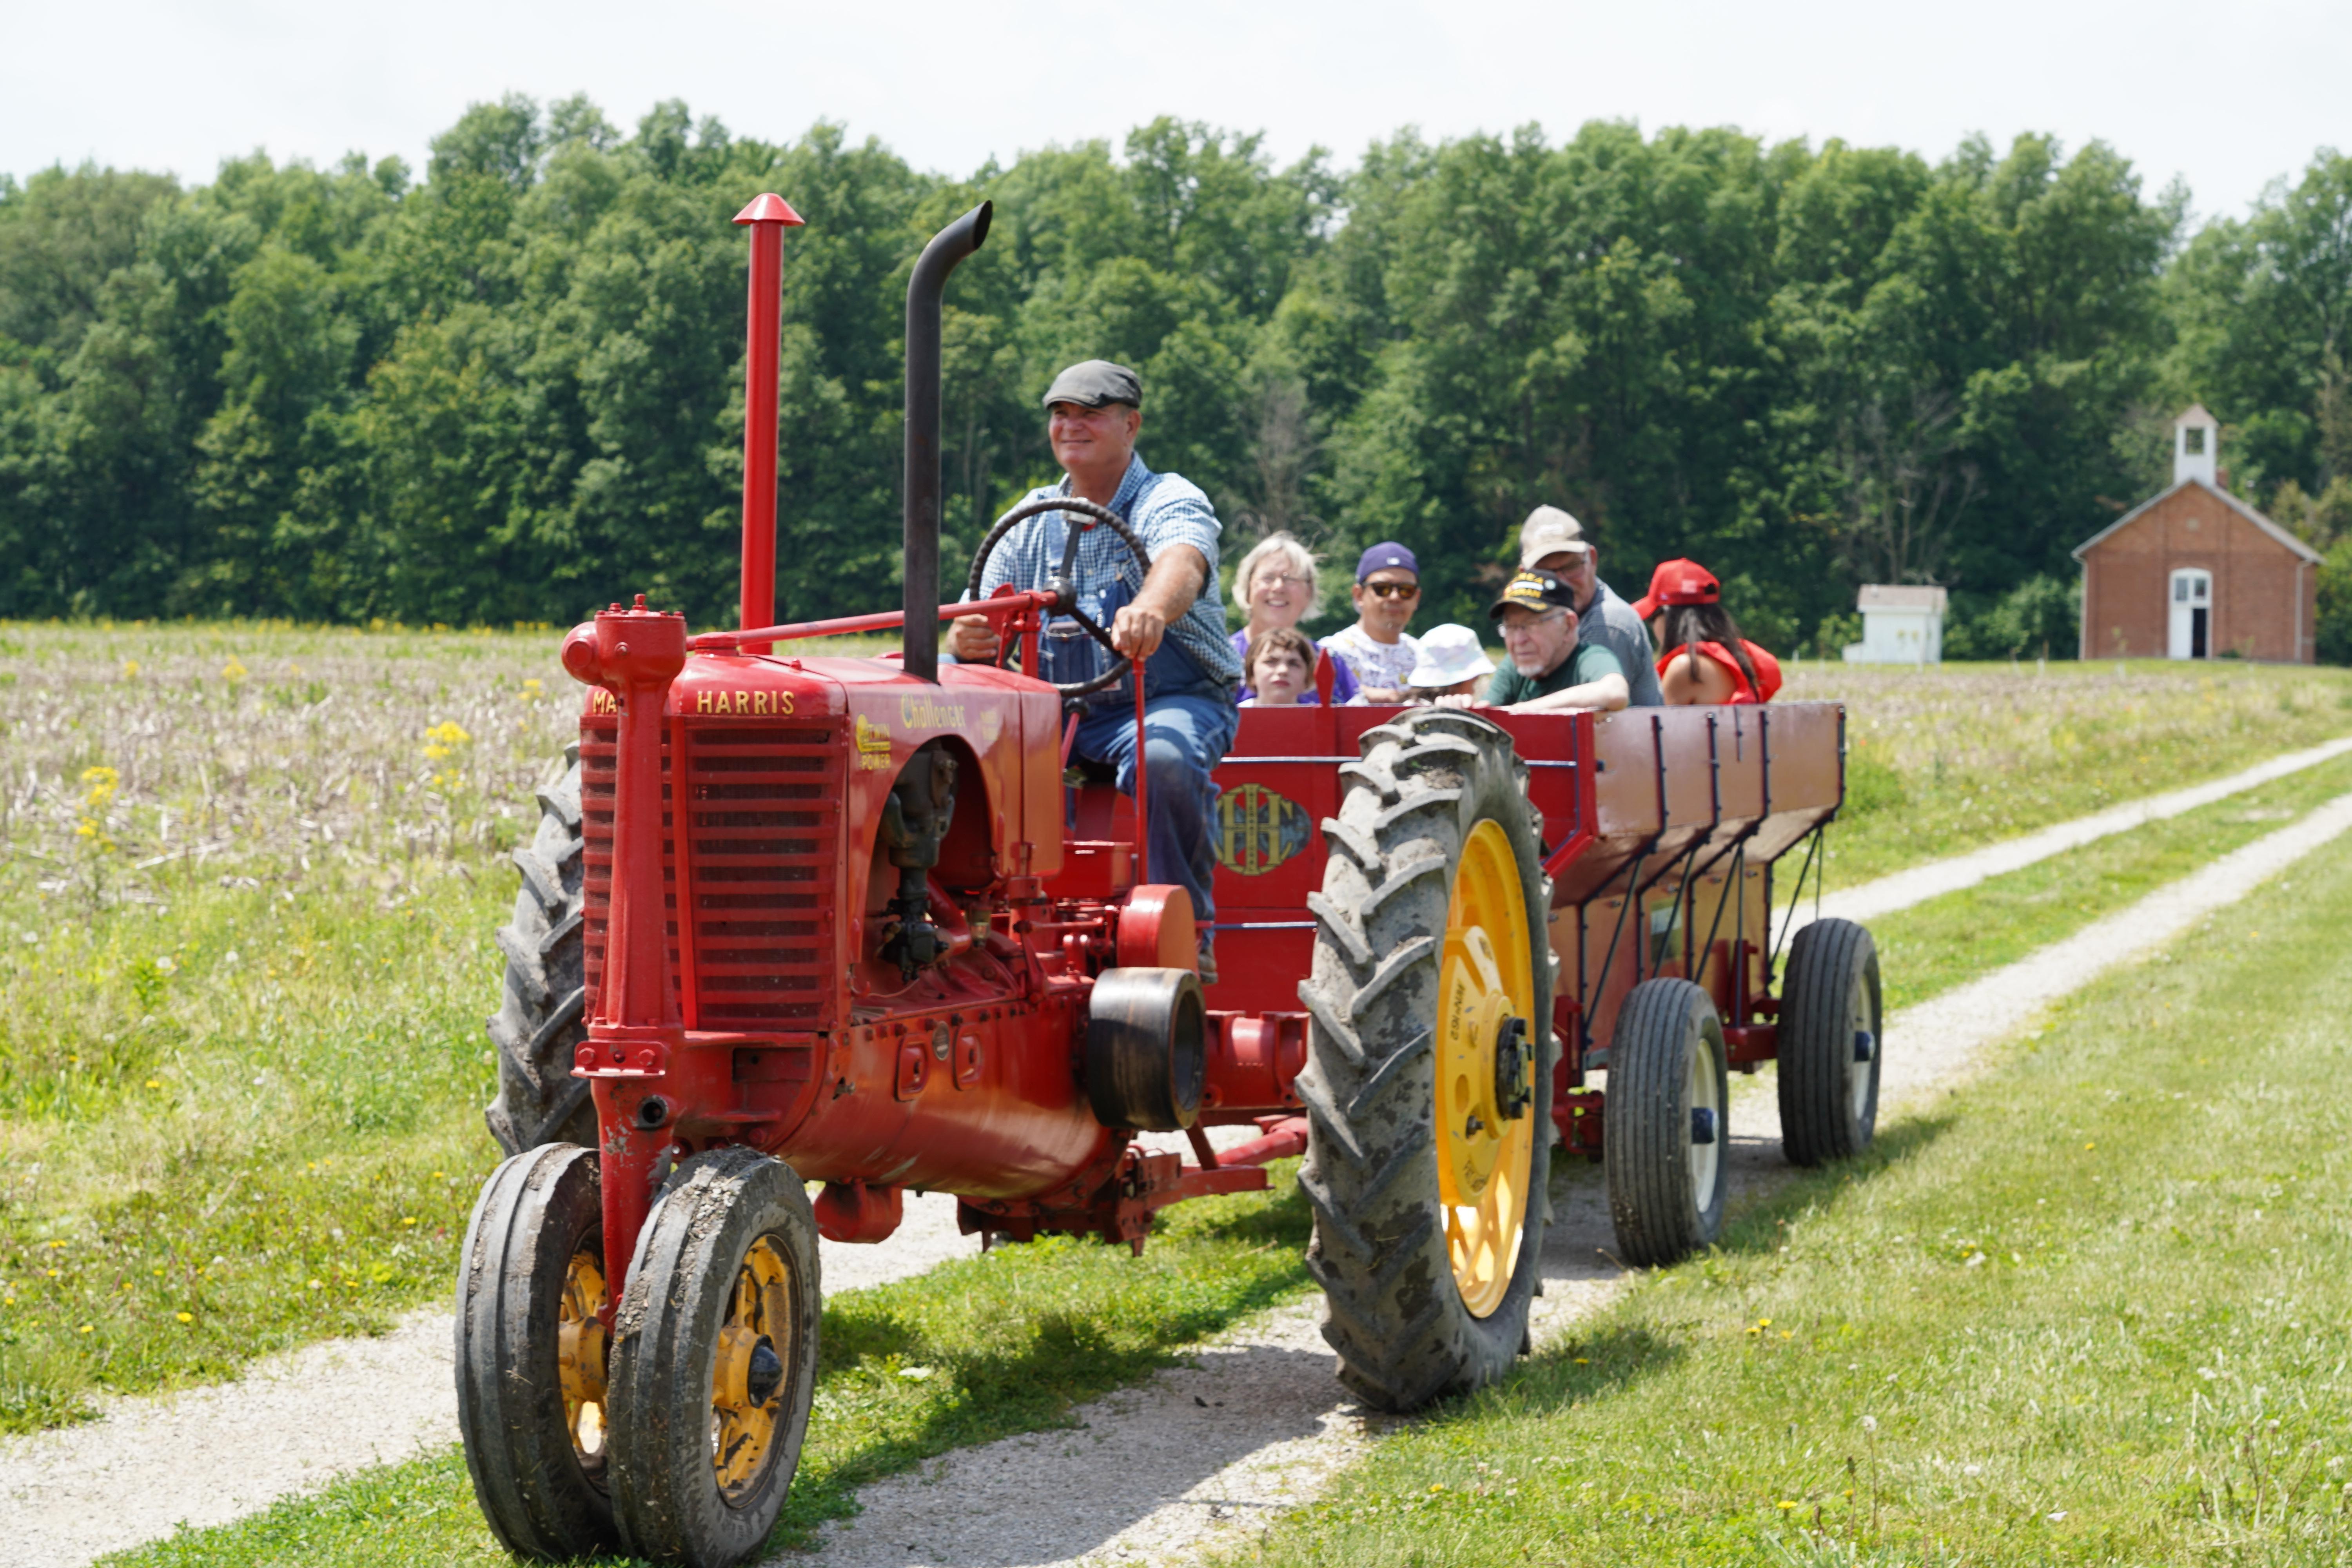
[2072,405,2320,662]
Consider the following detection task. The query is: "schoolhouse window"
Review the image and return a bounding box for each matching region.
[2184,427,2206,455]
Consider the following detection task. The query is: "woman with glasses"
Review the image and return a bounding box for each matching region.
[1321,542,1424,703]
[1228,531,1358,704]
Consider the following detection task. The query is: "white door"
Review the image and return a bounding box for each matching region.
[2168,568,2211,659]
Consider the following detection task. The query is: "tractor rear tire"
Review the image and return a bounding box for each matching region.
[1298,708,1553,1413]
[455,1143,620,1562]
[608,1148,821,1568]
[1604,978,1729,1267]
[486,747,593,1157]
[1777,917,1882,1167]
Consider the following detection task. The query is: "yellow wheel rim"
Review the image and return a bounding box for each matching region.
[555,1250,609,1479]
[1435,818,1538,1319]
[710,1235,795,1501]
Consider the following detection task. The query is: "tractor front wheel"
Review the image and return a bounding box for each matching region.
[1299,709,1553,1412]
[607,1149,821,1568]
[454,1143,619,1561]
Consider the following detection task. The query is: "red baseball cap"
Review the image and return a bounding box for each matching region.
[1633,558,1722,619]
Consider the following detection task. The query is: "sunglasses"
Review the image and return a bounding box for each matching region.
[1360,581,1420,600]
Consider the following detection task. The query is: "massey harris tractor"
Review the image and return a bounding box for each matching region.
[455,195,1884,1567]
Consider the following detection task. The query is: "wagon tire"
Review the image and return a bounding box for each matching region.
[454,1143,620,1561]
[1298,708,1554,1413]
[1777,918,1882,1167]
[486,746,594,1156]
[1604,978,1729,1267]
[607,1149,821,1568]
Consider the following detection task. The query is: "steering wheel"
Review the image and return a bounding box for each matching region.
[963,495,1154,699]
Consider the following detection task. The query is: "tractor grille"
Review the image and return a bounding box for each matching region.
[579,718,842,1033]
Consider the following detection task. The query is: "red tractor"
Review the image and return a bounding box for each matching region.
[457,196,1882,1567]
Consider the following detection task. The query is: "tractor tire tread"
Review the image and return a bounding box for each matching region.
[486,756,595,1158]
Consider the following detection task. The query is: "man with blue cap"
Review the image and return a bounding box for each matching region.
[1319,542,1423,703]
[951,359,1239,979]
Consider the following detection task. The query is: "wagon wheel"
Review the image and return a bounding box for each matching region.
[455,1143,621,1561]
[1777,918,1882,1166]
[963,495,1153,699]
[1298,708,1554,1412]
[606,1149,821,1568]
[485,745,593,1154]
[1604,978,1731,1267]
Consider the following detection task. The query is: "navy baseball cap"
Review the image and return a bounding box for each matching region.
[1355,542,1419,582]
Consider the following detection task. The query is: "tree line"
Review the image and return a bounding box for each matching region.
[4,95,2350,657]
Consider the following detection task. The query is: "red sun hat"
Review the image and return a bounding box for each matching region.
[1632,558,1722,619]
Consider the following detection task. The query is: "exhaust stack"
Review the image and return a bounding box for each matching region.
[902,201,993,683]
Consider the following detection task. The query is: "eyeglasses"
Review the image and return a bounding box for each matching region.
[1361,581,1420,600]
[1499,610,1568,636]
[1252,573,1314,591]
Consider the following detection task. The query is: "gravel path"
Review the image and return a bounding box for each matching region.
[12,786,2350,1568]
[796,790,2352,1568]
[1782,733,2352,938]
[0,1190,982,1568]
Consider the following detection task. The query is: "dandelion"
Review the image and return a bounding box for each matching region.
[78,1323,93,1334]
[401,1217,418,1227]
[1777,1500,1798,1511]
[121,659,140,679]
[145,1079,161,1089]
[176,1312,193,1324]
[422,720,472,760]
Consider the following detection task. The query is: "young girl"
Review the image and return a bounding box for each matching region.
[1238,626,1321,707]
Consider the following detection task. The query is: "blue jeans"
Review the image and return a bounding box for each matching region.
[1071,691,1237,929]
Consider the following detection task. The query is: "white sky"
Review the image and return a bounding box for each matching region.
[5,0,2342,227]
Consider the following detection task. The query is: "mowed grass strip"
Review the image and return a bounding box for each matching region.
[1866,750,2352,1012]
[101,1175,1314,1567]
[1784,658,2352,887]
[1232,834,2352,1565]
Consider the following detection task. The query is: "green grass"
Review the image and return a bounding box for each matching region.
[1866,748,2352,1012]
[1227,828,2352,1565]
[100,1175,1313,1566]
[1783,657,2352,887]
[0,621,574,1431]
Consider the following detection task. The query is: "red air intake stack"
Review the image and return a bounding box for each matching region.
[734,193,805,655]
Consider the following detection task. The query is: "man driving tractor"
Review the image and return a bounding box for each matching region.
[950,359,1239,980]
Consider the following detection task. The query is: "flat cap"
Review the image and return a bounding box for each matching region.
[1042,359,1142,410]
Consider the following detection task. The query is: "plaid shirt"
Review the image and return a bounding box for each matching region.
[974,452,1240,693]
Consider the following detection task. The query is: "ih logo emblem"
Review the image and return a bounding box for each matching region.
[1215,783,1310,876]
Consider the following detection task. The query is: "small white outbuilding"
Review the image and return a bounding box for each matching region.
[1842,585,1949,665]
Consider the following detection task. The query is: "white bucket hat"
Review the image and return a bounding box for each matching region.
[1406,623,1497,688]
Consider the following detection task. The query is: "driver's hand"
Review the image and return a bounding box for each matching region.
[1109,604,1168,661]
[1435,693,1488,710]
[948,613,1000,663]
